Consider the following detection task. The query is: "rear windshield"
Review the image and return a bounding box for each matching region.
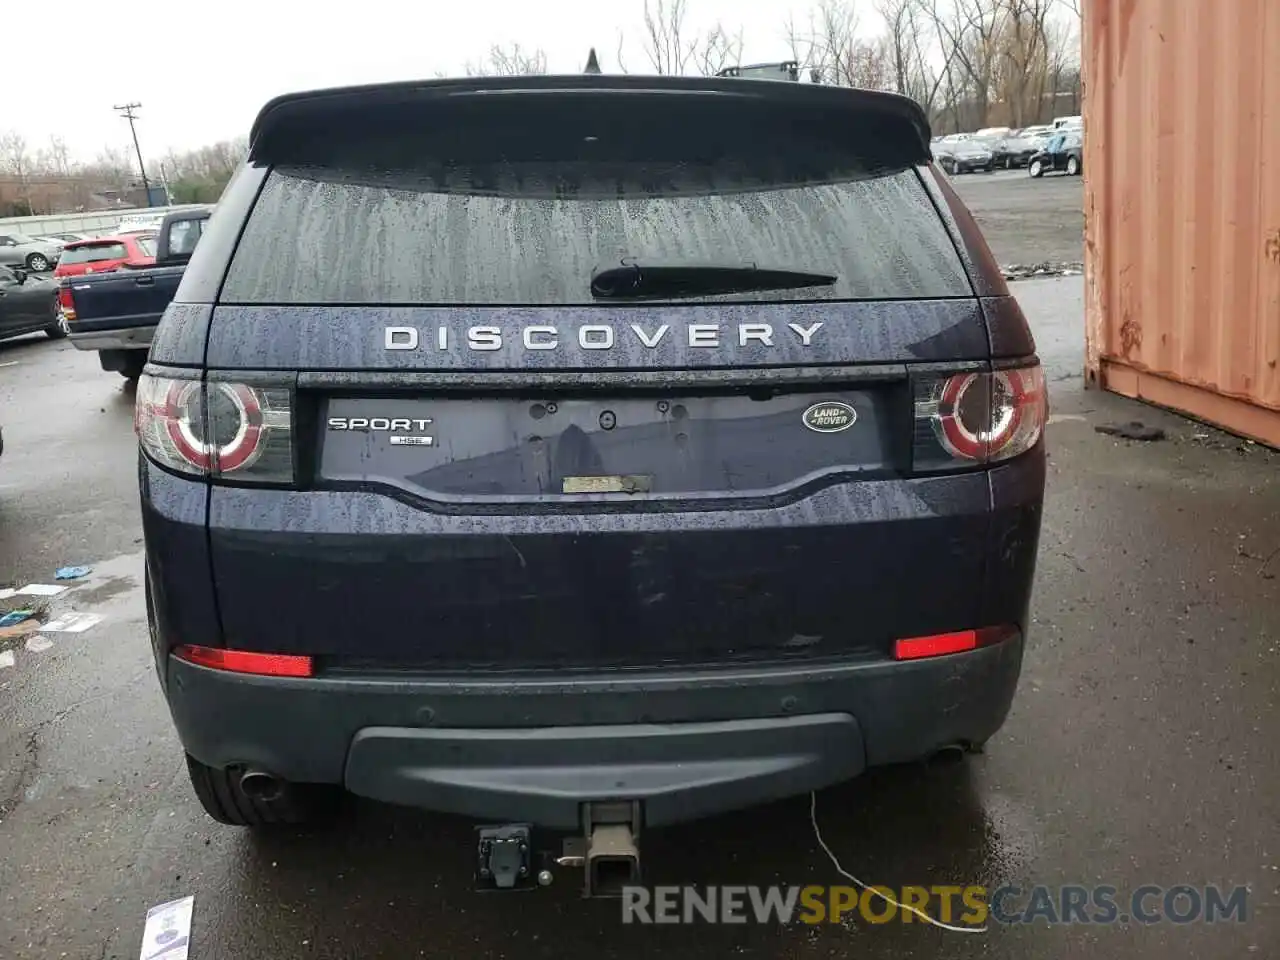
[60,242,127,265]
[225,166,970,305]
[225,99,971,306]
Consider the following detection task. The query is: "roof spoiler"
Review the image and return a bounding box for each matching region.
[247,75,932,166]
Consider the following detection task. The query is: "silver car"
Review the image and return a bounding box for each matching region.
[0,233,62,272]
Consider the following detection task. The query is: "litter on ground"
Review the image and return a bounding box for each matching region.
[17,584,67,597]
[55,566,93,580]
[139,895,194,960]
[0,650,14,669]
[25,636,53,653]
[0,610,36,627]
[41,613,104,634]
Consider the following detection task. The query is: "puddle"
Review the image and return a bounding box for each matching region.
[67,575,136,606]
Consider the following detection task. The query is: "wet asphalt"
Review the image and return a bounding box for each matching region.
[0,271,1277,958]
[950,168,1083,267]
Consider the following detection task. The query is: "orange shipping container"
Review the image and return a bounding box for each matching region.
[1082,0,1280,447]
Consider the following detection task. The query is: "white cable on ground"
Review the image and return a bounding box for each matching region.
[808,790,987,934]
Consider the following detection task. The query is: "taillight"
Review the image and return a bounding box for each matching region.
[57,285,75,321]
[913,362,1046,469]
[135,374,294,483]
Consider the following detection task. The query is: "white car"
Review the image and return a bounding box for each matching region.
[116,214,168,235]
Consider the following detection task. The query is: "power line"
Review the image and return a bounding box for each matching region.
[113,102,152,201]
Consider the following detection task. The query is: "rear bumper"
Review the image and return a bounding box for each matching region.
[166,635,1024,828]
[69,324,155,351]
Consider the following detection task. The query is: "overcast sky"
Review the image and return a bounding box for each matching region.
[6,0,878,163]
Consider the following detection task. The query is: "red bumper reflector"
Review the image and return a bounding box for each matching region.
[894,630,979,661]
[175,645,313,678]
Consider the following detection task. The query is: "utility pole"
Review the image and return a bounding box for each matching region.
[113,103,152,203]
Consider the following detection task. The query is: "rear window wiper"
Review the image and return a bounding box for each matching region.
[590,259,837,300]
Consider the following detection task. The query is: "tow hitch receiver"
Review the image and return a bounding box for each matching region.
[564,801,642,898]
[476,824,533,891]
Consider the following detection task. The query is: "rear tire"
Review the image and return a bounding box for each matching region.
[185,754,338,827]
[1066,155,1081,176]
[45,300,67,339]
[1029,159,1045,178]
[120,353,146,380]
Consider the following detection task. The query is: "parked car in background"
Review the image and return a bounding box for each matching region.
[975,126,1012,139]
[934,138,995,174]
[1052,115,1083,130]
[990,133,1042,169]
[0,265,63,341]
[53,234,157,281]
[1018,125,1054,141]
[42,232,96,244]
[116,213,168,235]
[63,209,209,379]
[0,233,63,272]
[1028,130,1083,177]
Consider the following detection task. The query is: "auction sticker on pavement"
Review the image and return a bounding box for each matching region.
[41,613,104,633]
[140,895,194,960]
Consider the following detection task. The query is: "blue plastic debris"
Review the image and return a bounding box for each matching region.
[55,566,92,580]
[0,610,35,627]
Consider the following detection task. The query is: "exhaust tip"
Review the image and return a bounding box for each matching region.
[927,743,968,767]
[239,769,283,802]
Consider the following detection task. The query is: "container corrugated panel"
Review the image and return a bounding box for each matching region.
[1083,0,1280,447]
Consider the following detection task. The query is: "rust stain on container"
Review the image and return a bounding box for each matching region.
[1083,0,1280,447]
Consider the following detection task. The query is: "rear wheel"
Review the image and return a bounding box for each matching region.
[120,352,146,380]
[1028,159,1045,178]
[1066,155,1081,176]
[44,300,67,339]
[185,754,339,827]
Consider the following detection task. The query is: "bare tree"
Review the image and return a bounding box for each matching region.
[992,0,1055,127]
[844,36,895,90]
[1042,13,1081,115]
[785,0,860,85]
[642,0,742,75]
[642,0,695,74]
[694,23,744,77]
[88,146,136,185]
[0,132,30,179]
[923,0,1010,129]
[875,0,956,116]
[465,42,548,77]
[33,135,72,177]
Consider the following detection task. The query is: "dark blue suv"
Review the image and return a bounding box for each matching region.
[138,75,1045,846]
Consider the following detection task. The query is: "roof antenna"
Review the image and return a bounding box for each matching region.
[584,47,602,74]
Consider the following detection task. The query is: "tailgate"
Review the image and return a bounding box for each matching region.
[206,78,993,668]
[68,267,180,330]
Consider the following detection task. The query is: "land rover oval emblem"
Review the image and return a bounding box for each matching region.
[802,401,857,433]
